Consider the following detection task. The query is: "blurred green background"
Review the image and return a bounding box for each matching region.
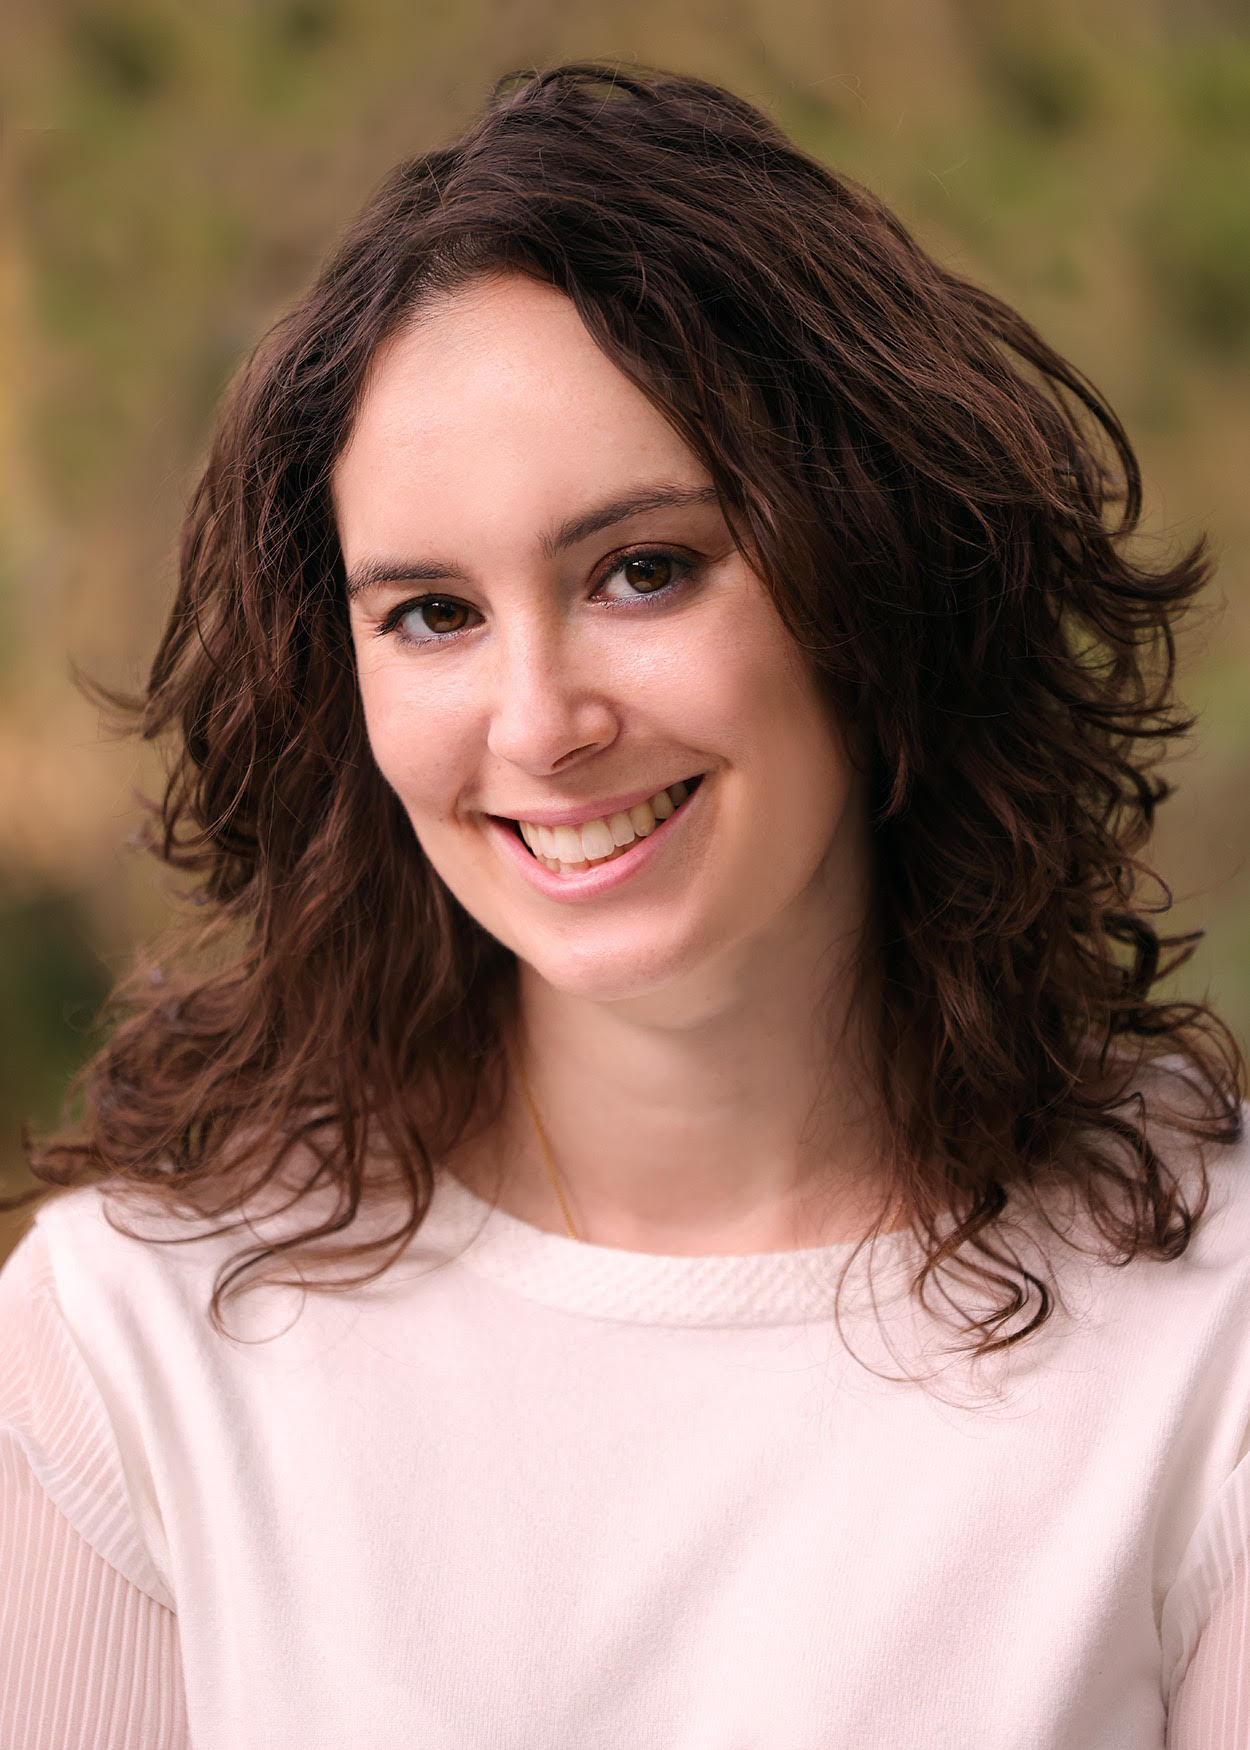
[2,0,1249,1253]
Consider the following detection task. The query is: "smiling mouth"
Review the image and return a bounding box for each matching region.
[509,775,705,876]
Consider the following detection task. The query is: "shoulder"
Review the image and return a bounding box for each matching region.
[958,1088,1250,1402]
[25,1157,368,1305]
[1122,1103,1250,1372]
[1040,1060,1250,1279]
[1134,1078,1250,1282]
[1044,1094,1250,1447]
[25,1180,248,1320]
[19,1161,426,1357]
[1180,1105,1250,1254]
[0,1200,177,1609]
[1059,1083,1250,1311]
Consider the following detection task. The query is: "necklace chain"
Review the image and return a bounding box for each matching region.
[515,1054,904,1245]
[516,1053,581,1240]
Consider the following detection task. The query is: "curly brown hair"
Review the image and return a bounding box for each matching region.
[11,63,1244,1351]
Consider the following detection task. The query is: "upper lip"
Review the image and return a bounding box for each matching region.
[484,775,702,831]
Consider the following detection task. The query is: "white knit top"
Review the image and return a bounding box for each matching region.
[2,1120,1250,1748]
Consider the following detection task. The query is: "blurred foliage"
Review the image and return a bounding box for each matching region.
[2,0,1249,1212]
[0,892,109,1150]
[1141,158,1250,355]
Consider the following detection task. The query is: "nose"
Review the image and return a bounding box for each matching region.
[484,618,619,777]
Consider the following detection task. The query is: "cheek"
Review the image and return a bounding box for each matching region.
[691,596,838,770]
[353,652,472,821]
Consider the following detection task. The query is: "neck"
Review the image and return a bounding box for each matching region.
[456,877,895,1256]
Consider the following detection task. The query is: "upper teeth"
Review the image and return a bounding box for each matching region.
[519,780,691,871]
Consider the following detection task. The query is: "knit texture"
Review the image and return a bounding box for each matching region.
[2,1122,1250,1748]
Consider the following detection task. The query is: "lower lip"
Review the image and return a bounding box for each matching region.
[484,780,706,903]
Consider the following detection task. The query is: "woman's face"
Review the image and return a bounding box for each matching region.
[335,273,868,1006]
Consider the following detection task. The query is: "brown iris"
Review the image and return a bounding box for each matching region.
[621,554,674,592]
[419,598,470,633]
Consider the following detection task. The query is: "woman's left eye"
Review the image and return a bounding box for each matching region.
[594,550,692,603]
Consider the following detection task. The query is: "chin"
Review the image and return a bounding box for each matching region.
[516,940,692,1005]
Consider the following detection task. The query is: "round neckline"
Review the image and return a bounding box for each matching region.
[415,1170,915,1327]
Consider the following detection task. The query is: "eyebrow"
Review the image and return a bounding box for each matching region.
[342,482,722,599]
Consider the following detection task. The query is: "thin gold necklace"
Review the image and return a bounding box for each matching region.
[516,1053,580,1240]
[514,1054,905,1246]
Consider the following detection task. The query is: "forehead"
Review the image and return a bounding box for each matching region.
[332,274,706,560]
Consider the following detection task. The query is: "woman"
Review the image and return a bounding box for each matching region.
[1,63,1246,1748]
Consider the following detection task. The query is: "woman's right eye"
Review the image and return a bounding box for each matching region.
[378,596,481,645]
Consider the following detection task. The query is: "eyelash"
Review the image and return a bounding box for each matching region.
[374,546,697,649]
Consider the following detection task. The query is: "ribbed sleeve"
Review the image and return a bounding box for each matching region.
[0,1227,172,1607]
[0,1223,187,1747]
[1165,1452,1250,1748]
[0,1431,188,1748]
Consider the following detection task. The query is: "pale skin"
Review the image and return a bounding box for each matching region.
[334,272,896,1254]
